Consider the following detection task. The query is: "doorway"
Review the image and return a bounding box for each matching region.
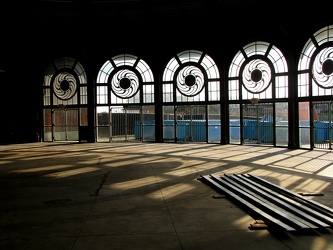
[96,105,155,142]
[242,103,274,145]
[163,105,207,142]
[51,108,79,141]
[313,101,333,150]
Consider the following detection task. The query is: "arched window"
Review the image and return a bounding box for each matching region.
[95,54,155,142]
[43,57,87,106]
[228,41,288,146]
[228,41,288,101]
[42,57,88,142]
[162,50,220,103]
[298,25,333,97]
[161,50,221,143]
[297,25,333,149]
[96,54,154,105]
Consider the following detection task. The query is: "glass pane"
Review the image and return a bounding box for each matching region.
[97,127,110,142]
[80,108,88,126]
[80,86,88,104]
[97,110,109,126]
[313,101,333,150]
[136,60,154,82]
[43,88,51,105]
[44,109,52,126]
[243,103,273,145]
[175,105,206,142]
[201,55,219,79]
[43,126,52,142]
[67,109,78,126]
[299,102,310,149]
[275,76,288,98]
[67,126,79,141]
[54,126,66,141]
[208,81,220,101]
[126,107,141,141]
[276,102,288,147]
[229,104,240,144]
[163,83,173,102]
[163,106,175,142]
[208,104,220,143]
[54,109,66,126]
[142,105,155,141]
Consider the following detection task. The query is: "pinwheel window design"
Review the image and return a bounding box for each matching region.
[96,54,154,105]
[43,57,87,106]
[162,50,220,103]
[176,65,205,97]
[228,41,288,101]
[312,47,333,89]
[53,72,77,100]
[298,25,333,97]
[110,69,140,98]
[242,59,271,94]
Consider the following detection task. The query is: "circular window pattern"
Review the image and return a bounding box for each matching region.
[176,65,204,97]
[53,72,77,100]
[312,47,333,88]
[242,59,271,93]
[111,69,139,98]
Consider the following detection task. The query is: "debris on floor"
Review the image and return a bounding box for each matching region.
[249,220,268,230]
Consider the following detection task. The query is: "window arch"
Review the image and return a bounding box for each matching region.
[95,54,155,142]
[298,25,333,97]
[228,41,288,101]
[161,50,221,143]
[228,41,289,146]
[297,25,333,150]
[96,54,154,105]
[43,57,88,107]
[42,57,88,142]
[162,49,220,103]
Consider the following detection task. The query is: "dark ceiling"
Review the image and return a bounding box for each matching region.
[19,0,270,21]
[3,0,330,42]
[1,0,332,71]
[5,0,331,42]
[0,0,332,110]
[6,0,331,24]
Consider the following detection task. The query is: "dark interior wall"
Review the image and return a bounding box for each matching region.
[0,1,332,143]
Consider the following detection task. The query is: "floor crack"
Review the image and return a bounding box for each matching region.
[90,170,110,197]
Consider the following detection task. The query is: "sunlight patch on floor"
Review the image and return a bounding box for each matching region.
[11,165,74,173]
[46,167,100,178]
[110,176,167,190]
[292,177,330,194]
[311,237,333,250]
[153,183,196,199]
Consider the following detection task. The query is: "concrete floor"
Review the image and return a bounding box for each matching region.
[1,142,333,250]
